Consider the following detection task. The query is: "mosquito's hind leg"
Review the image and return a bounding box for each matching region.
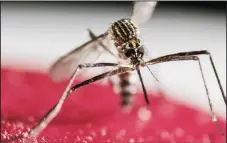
[23,63,119,139]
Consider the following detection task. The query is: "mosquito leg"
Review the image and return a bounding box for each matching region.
[174,50,226,105]
[197,59,225,141]
[69,67,133,93]
[145,55,199,65]
[136,68,150,107]
[87,28,116,57]
[24,63,119,139]
[145,55,225,141]
[148,50,226,105]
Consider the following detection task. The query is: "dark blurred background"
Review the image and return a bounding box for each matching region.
[1,1,226,9]
[160,1,226,9]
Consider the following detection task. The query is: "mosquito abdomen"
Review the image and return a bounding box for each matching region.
[110,72,137,107]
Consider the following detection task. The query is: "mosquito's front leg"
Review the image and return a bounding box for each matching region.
[150,50,226,105]
[24,63,118,139]
[145,55,226,141]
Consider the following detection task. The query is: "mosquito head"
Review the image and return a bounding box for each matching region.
[123,39,144,65]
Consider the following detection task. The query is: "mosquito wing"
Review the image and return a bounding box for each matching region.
[131,1,158,60]
[131,1,157,26]
[49,34,116,82]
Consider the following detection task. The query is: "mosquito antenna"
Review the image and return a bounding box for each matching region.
[141,58,159,82]
[136,68,150,107]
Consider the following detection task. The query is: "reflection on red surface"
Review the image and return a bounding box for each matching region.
[1,68,226,143]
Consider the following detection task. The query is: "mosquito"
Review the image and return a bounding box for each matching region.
[22,1,226,141]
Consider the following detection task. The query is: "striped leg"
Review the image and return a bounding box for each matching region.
[145,54,225,141]
[24,63,121,139]
[147,50,226,105]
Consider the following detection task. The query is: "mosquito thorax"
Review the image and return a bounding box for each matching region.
[108,18,143,64]
[108,18,140,48]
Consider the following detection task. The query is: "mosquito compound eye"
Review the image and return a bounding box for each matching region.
[138,47,144,53]
[136,42,140,48]
[128,43,134,48]
[137,47,144,57]
[124,49,135,58]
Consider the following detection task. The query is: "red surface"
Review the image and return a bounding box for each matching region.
[1,68,226,143]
